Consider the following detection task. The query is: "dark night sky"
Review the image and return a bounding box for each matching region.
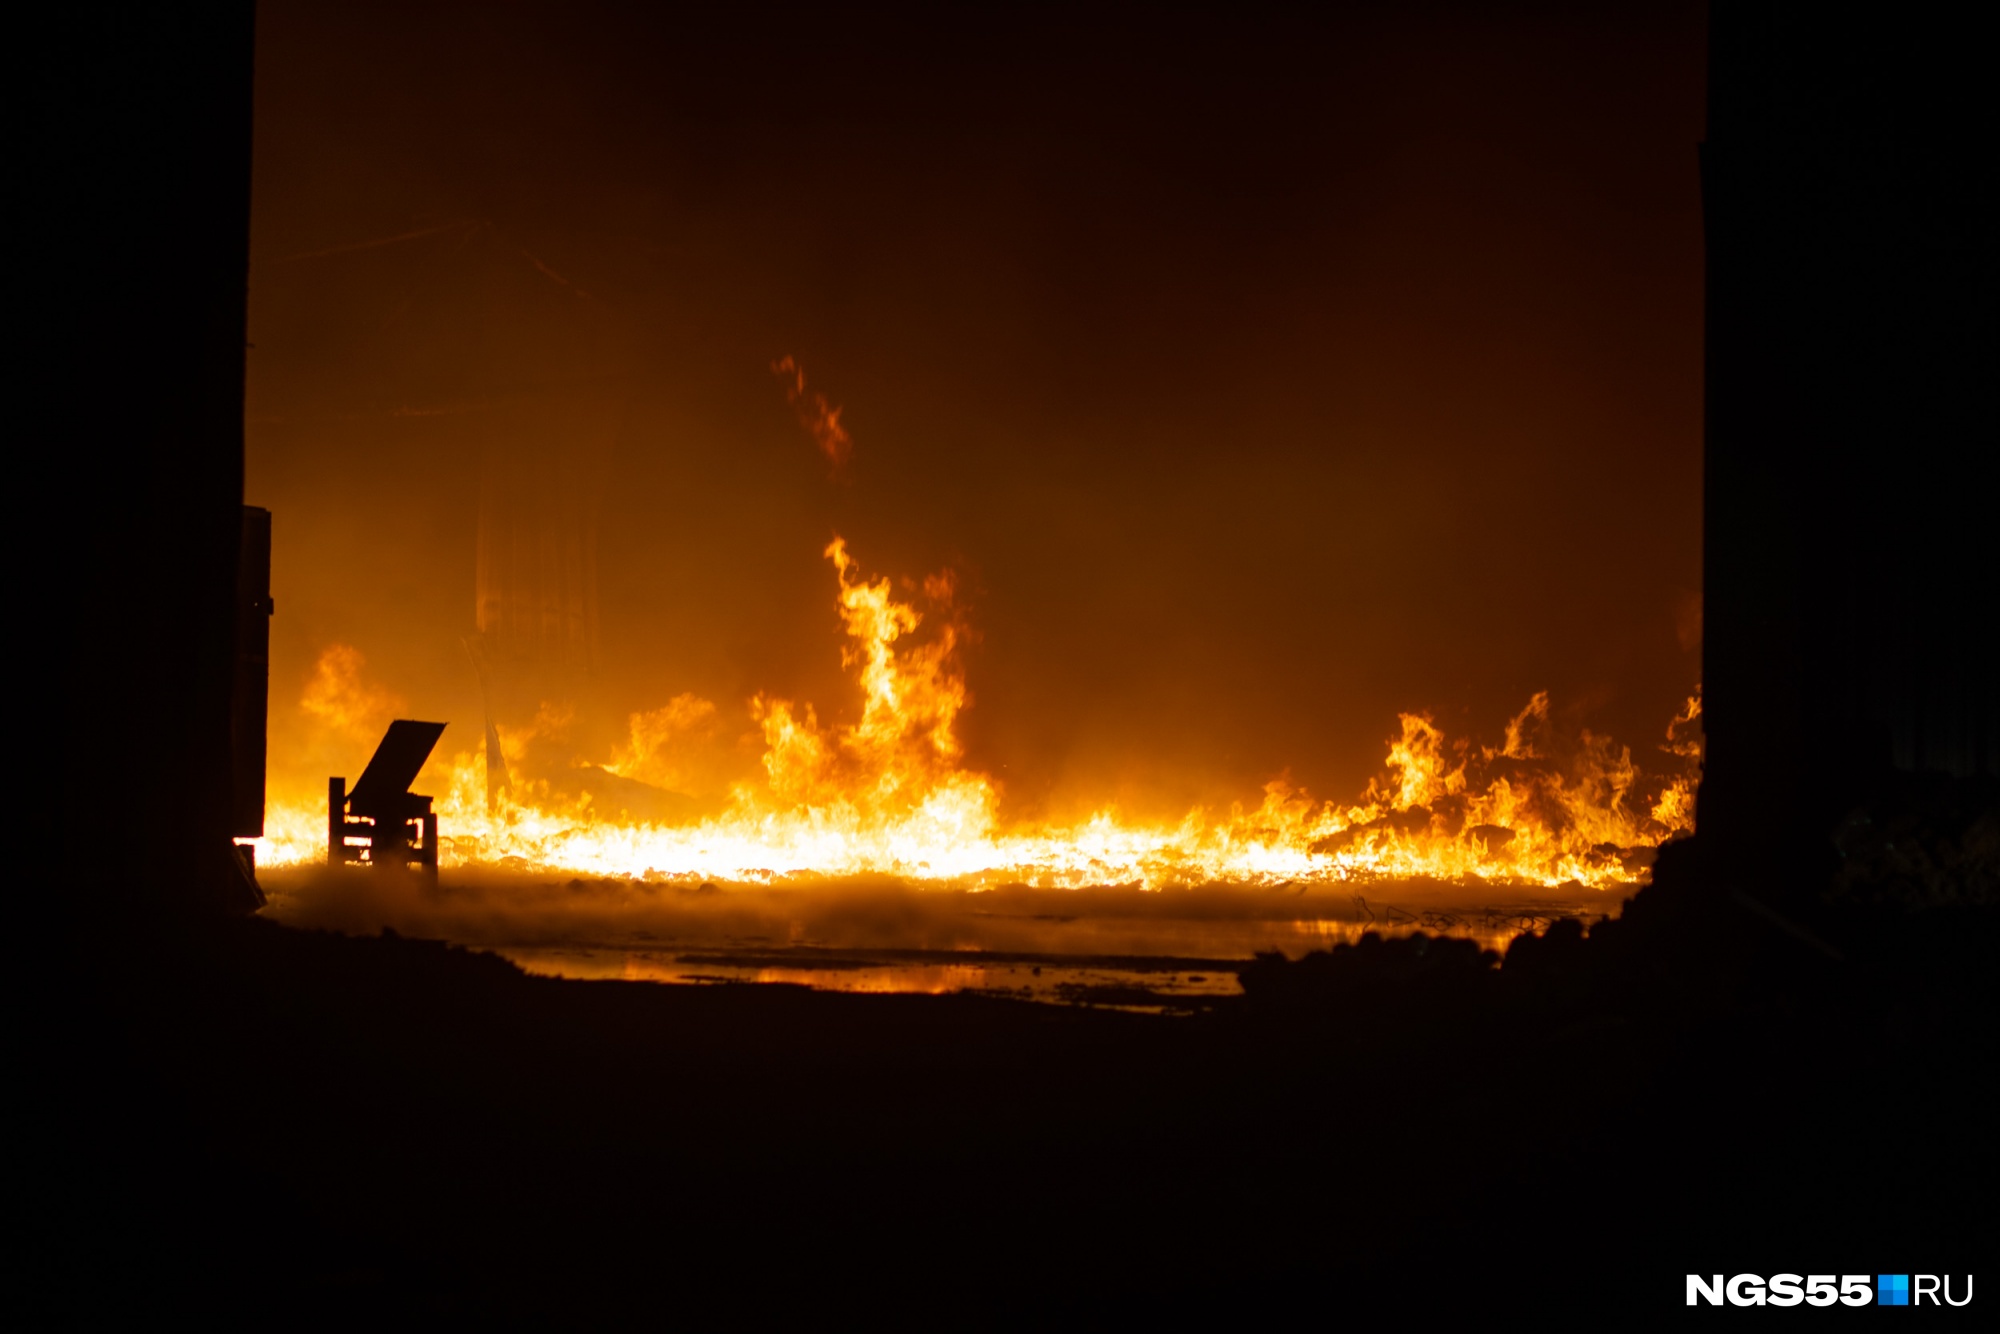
[247,0,1707,820]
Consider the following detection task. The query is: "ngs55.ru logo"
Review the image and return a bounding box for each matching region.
[1687,1274,1974,1306]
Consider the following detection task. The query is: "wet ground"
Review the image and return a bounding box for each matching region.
[260,865,1615,1008]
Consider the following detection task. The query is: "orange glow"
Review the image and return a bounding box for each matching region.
[606,693,722,795]
[254,540,1701,893]
[300,643,404,742]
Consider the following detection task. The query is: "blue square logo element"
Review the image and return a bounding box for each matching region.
[1879,1275,1910,1306]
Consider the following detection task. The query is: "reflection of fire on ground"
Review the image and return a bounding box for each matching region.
[257,537,1701,896]
[256,868,1607,1006]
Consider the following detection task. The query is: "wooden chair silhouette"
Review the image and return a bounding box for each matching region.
[329,720,447,880]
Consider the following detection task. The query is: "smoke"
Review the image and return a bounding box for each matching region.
[771,355,853,470]
[603,693,730,798]
[258,863,1586,963]
[300,644,405,742]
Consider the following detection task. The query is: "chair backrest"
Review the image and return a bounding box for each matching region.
[346,720,447,817]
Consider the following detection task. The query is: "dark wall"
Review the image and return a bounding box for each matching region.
[1698,3,1994,887]
[29,5,258,911]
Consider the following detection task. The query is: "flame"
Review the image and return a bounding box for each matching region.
[756,539,968,802]
[1649,690,1703,832]
[772,355,853,468]
[1500,690,1547,760]
[1370,712,1463,811]
[254,541,1702,893]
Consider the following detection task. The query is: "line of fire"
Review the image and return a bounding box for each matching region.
[31,1,1992,1323]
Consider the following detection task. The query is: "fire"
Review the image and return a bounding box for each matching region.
[254,540,1701,892]
[755,539,969,808]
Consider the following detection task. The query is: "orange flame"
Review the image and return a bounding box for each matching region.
[254,541,1702,894]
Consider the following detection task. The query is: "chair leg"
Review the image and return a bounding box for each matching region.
[420,812,440,883]
[327,776,346,866]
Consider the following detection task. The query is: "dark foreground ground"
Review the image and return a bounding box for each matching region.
[27,864,1996,1325]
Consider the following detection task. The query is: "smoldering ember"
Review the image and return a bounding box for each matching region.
[29,2,1993,1323]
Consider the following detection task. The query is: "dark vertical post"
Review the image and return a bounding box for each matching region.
[232,506,273,842]
[421,811,441,884]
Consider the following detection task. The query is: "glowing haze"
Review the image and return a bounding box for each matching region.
[246,3,1707,898]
